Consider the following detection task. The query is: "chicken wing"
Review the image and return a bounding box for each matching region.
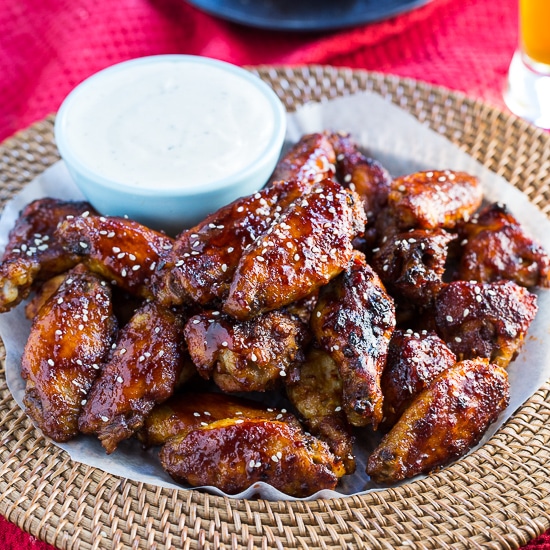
[268,132,336,189]
[311,251,396,429]
[184,309,309,393]
[224,179,366,320]
[286,348,356,473]
[371,228,455,306]
[78,301,185,453]
[381,329,456,429]
[387,170,483,230]
[159,417,345,497]
[0,198,96,312]
[327,131,392,220]
[55,214,174,299]
[434,280,537,368]
[367,358,509,483]
[457,202,550,287]
[139,391,299,447]
[21,264,116,442]
[154,179,309,307]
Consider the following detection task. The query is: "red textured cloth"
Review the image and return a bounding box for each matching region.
[0,0,549,548]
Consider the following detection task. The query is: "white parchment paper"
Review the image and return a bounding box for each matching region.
[1,91,549,501]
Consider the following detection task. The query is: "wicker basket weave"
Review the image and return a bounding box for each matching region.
[0,66,549,550]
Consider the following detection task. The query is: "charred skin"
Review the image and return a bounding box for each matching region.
[371,228,455,306]
[55,214,174,300]
[381,329,456,430]
[0,198,97,312]
[434,280,538,368]
[184,309,309,393]
[224,179,366,320]
[159,417,345,498]
[367,358,510,483]
[78,301,185,453]
[311,251,396,429]
[458,202,550,288]
[21,264,116,442]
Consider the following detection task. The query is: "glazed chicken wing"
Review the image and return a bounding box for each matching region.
[311,251,396,429]
[224,179,366,320]
[184,309,309,392]
[434,280,537,368]
[78,301,185,453]
[387,170,483,230]
[367,358,509,483]
[55,214,174,299]
[371,228,455,306]
[160,417,345,497]
[154,179,309,307]
[140,391,299,447]
[457,202,550,288]
[21,264,116,442]
[327,131,392,220]
[268,132,336,189]
[286,348,356,473]
[0,198,97,312]
[381,329,456,429]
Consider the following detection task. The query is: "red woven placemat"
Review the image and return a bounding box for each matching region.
[0,0,516,143]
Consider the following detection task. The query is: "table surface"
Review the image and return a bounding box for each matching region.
[0,0,549,548]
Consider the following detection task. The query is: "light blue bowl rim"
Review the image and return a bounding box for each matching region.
[54,54,287,197]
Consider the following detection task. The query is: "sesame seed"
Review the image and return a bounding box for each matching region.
[193,412,201,417]
[235,419,244,424]
[79,242,88,249]
[221,263,227,272]
[271,455,279,463]
[112,246,121,253]
[293,253,300,261]
[101,416,109,422]
[251,353,258,362]
[116,376,123,383]
[47,359,55,366]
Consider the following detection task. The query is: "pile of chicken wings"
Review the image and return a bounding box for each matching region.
[1,131,548,498]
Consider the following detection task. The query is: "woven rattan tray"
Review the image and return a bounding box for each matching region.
[1,66,549,550]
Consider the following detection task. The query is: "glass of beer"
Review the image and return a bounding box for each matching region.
[504,0,550,129]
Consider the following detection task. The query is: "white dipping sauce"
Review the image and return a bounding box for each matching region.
[62,59,276,189]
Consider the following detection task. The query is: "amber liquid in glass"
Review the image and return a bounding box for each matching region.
[520,0,550,67]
